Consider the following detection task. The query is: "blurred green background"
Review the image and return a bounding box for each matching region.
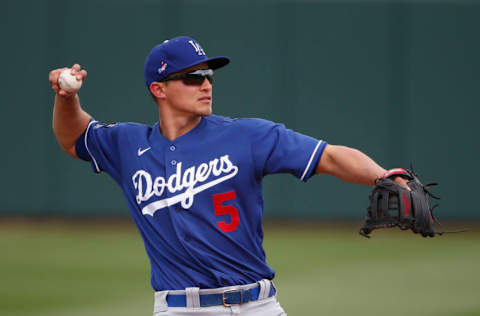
[1,1,480,315]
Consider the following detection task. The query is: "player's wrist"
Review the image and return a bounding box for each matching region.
[57,91,77,99]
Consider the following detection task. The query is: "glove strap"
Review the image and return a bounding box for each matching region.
[387,168,415,179]
[383,168,411,179]
[374,168,414,185]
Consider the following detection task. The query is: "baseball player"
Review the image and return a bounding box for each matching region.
[49,36,409,315]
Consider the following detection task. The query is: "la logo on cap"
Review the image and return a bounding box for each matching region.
[188,40,206,56]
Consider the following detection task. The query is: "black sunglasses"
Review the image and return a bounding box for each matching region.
[161,69,214,85]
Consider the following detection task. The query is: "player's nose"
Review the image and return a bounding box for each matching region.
[200,77,212,91]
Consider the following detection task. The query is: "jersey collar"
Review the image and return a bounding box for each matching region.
[149,116,208,148]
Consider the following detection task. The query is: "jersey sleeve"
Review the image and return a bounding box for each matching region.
[241,118,327,182]
[75,119,125,181]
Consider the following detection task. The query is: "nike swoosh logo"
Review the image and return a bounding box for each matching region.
[137,147,151,156]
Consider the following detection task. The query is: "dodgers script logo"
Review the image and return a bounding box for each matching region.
[132,155,238,216]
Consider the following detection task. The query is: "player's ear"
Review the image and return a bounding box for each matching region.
[149,82,167,100]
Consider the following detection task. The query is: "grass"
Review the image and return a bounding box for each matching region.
[266,223,480,316]
[1,219,478,315]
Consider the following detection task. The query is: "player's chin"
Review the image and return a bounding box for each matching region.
[200,108,212,116]
[197,103,212,116]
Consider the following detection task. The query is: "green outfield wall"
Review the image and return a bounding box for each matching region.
[1,0,479,219]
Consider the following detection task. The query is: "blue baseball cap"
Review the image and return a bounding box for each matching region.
[144,36,230,87]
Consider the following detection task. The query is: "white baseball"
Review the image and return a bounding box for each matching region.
[58,69,83,93]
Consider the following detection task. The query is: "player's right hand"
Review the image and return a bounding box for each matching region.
[49,64,87,97]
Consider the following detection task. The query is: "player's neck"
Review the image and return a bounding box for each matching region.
[158,112,202,141]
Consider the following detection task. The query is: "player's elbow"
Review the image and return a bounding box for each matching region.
[57,140,78,158]
[62,144,79,158]
[53,129,79,158]
[315,145,359,175]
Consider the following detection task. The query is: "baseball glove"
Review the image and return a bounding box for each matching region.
[359,167,464,238]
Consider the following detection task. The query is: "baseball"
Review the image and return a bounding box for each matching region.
[58,68,82,93]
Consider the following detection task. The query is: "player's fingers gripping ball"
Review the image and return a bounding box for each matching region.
[58,68,83,93]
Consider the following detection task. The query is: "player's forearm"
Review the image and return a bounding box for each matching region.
[52,94,91,158]
[315,145,386,186]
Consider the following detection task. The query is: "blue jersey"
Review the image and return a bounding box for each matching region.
[75,114,327,291]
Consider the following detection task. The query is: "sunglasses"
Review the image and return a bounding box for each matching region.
[162,69,214,85]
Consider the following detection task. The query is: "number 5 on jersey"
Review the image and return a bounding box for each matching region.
[212,191,239,233]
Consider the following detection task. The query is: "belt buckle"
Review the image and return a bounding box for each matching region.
[222,289,242,307]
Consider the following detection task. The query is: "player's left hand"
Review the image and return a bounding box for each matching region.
[361,168,437,238]
[393,176,411,191]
